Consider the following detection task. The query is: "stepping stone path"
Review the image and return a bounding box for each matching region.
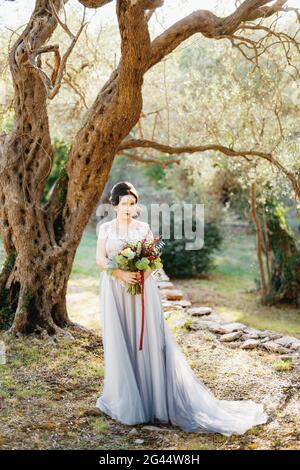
[153,268,300,370]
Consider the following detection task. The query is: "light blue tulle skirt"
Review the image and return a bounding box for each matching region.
[96,272,268,436]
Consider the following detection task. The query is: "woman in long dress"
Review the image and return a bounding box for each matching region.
[95,181,269,436]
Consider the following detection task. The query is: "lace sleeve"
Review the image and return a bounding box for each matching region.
[143,222,154,242]
[96,221,110,261]
[97,221,110,240]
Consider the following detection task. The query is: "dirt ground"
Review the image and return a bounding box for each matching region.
[0,315,299,450]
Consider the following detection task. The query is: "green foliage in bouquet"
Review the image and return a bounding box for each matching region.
[106,238,164,294]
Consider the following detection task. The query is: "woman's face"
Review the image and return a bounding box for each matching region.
[115,194,137,219]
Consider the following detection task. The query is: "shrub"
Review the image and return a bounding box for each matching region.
[160,214,222,277]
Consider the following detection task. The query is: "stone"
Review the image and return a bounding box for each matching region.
[240,339,260,349]
[160,289,184,300]
[175,299,192,307]
[226,341,243,349]
[157,267,300,359]
[186,307,212,316]
[273,336,300,351]
[188,322,204,331]
[157,281,174,289]
[242,333,261,340]
[162,301,183,312]
[163,309,179,319]
[128,428,138,435]
[219,331,244,342]
[278,353,300,361]
[165,299,191,308]
[190,320,222,332]
[260,337,271,343]
[262,341,290,354]
[207,322,247,334]
[207,323,230,334]
[242,327,262,339]
[221,322,248,333]
[259,330,282,340]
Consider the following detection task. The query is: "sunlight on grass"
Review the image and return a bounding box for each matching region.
[69,359,102,379]
[272,359,293,372]
[217,304,300,337]
[172,317,193,333]
[66,226,103,330]
[198,272,254,294]
[71,226,99,279]
[0,367,17,391]
[91,418,109,434]
[213,230,258,280]
[245,425,265,436]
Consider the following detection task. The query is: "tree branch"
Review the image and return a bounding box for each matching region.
[26,2,87,99]
[77,0,164,9]
[118,150,179,167]
[117,138,300,197]
[77,0,113,7]
[147,0,290,72]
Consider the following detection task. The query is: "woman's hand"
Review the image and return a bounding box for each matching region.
[113,269,141,285]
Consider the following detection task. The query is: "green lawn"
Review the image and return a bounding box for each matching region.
[175,226,300,338]
[71,225,100,279]
[213,229,259,281]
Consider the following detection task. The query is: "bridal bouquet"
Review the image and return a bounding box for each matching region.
[106,235,165,295]
[106,233,165,351]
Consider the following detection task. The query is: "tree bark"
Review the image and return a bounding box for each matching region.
[250,182,267,297]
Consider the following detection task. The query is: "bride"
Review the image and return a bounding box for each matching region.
[95,181,268,436]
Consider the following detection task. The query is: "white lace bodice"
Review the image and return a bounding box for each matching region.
[100,219,154,261]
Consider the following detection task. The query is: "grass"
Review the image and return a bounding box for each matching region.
[174,226,300,338]
[172,316,193,333]
[71,225,99,278]
[91,418,109,434]
[176,272,300,337]
[272,359,293,372]
[213,229,259,281]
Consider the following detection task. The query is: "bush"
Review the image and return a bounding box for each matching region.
[160,216,222,278]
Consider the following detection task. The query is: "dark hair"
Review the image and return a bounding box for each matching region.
[109,181,139,206]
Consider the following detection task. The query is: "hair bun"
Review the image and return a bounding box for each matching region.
[109,181,139,206]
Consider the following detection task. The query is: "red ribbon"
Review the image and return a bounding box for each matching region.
[139,271,145,351]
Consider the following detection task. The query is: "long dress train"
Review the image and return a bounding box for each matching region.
[95,219,268,436]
